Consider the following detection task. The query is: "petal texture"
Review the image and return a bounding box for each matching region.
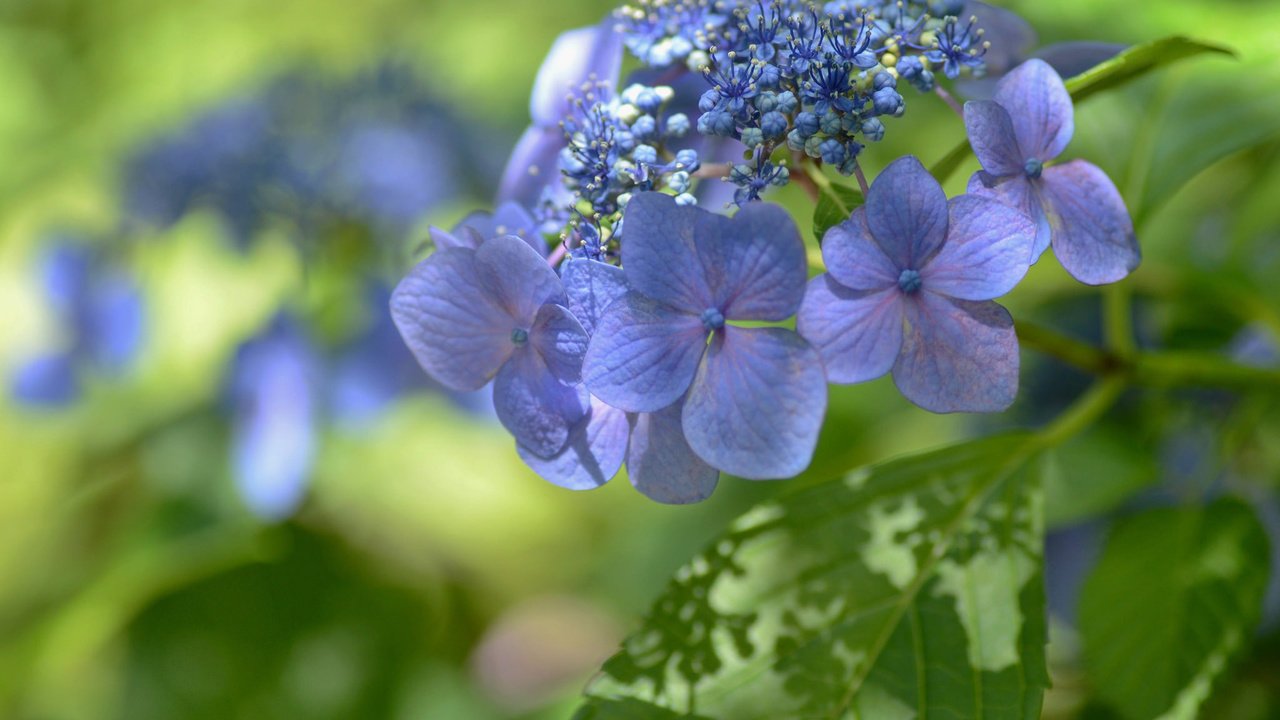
[497,126,565,208]
[993,58,1074,161]
[968,171,1050,261]
[1041,160,1140,285]
[820,207,899,292]
[893,294,1019,413]
[708,201,808,321]
[518,398,629,490]
[583,293,707,413]
[621,192,714,313]
[797,277,904,384]
[390,247,514,392]
[475,234,564,324]
[683,327,827,480]
[531,303,589,384]
[923,194,1036,301]
[529,20,623,127]
[494,347,590,458]
[562,258,629,337]
[865,156,949,269]
[627,402,720,504]
[964,100,1025,177]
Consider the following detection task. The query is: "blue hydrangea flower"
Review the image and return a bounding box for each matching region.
[391,235,589,457]
[229,316,319,521]
[582,192,827,479]
[797,156,1035,413]
[429,201,545,257]
[517,258,719,503]
[498,18,623,209]
[964,59,1140,285]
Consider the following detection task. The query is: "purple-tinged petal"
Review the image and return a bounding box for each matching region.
[993,58,1074,161]
[1033,42,1126,82]
[707,201,808,321]
[820,207,900,292]
[518,398,629,490]
[627,402,719,504]
[390,247,515,392]
[865,156,949,269]
[922,194,1036,300]
[498,126,565,209]
[583,292,707,413]
[620,192,713,313]
[475,234,563,325]
[494,347,589,458]
[561,258,629,337]
[682,327,827,480]
[531,303,588,384]
[963,1,1037,76]
[893,294,1019,413]
[968,171,1051,261]
[11,353,80,407]
[797,276,904,385]
[81,269,145,373]
[456,202,546,257]
[430,225,480,251]
[529,20,623,128]
[964,100,1024,177]
[1040,160,1140,285]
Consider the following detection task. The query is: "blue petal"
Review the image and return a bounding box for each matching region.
[583,292,707,413]
[682,327,827,480]
[561,258,629,337]
[707,200,808,321]
[531,303,589,384]
[820,207,900,291]
[430,225,481,251]
[475,234,564,324]
[619,192,714,313]
[968,171,1050,260]
[390,247,515,391]
[922,194,1036,301]
[1040,160,1140,285]
[963,100,1024,178]
[493,346,590,458]
[529,19,623,128]
[893,294,1019,413]
[10,353,80,407]
[518,397,629,490]
[797,276,904,384]
[963,1,1037,76]
[627,401,719,504]
[865,156,949,270]
[80,269,145,373]
[993,59,1074,162]
[498,126,567,209]
[455,202,545,257]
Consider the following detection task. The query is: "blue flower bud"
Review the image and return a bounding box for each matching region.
[758,63,782,88]
[667,170,692,193]
[665,112,691,138]
[699,89,721,113]
[755,92,778,113]
[741,127,765,148]
[861,117,885,142]
[786,129,806,151]
[674,192,697,206]
[760,111,788,139]
[632,115,658,140]
[820,111,843,136]
[632,144,659,165]
[804,135,824,159]
[874,71,897,90]
[698,110,736,137]
[795,111,820,137]
[897,56,924,78]
[675,148,700,172]
[873,87,904,117]
[775,91,798,114]
[819,138,845,165]
[614,130,637,153]
[634,87,663,113]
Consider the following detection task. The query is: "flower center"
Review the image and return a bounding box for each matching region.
[898,269,922,294]
[1024,158,1043,180]
[701,307,726,331]
[510,328,529,345]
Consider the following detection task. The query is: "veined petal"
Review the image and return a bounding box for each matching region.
[620,192,713,313]
[922,194,1036,300]
[627,402,719,504]
[683,327,827,480]
[474,234,564,325]
[518,398,629,490]
[494,347,590,458]
[797,277,904,384]
[707,201,808,322]
[561,258,629,337]
[820,207,900,292]
[893,294,1019,413]
[964,100,1025,177]
[583,292,707,413]
[865,156,950,269]
[993,58,1074,161]
[531,303,589,384]
[430,225,480,251]
[390,247,515,392]
[1041,160,1141,285]
[968,171,1051,261]
[530,19,623,128]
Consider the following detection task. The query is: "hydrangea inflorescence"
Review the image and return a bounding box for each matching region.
[390,4,1141,502]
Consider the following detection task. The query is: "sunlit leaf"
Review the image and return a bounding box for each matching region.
[1079,499,1270,720]
[811,182,862,243]
[577,434,1048,719]
[931,36,1236,183]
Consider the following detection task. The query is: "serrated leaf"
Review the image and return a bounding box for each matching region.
[1079,499,1270,720]
[931,35,1236,183]
[577,433,1048,719]
[811,181,862,243]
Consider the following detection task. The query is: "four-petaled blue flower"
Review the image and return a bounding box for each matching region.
[582,192,827,480]
[964,58,1140,285]
[391,235,589,458]
[797,156,1036,413]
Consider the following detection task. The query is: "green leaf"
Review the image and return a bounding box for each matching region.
[577,433,1049,719]
[930,35,1236,183]
[1079,499,1271,720]
[811,181,862,243]
[572,698,715,720]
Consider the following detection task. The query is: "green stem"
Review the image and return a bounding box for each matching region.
[1016,321,1122,376]
[1102,284,1137,358]
[1035,376,1128,449]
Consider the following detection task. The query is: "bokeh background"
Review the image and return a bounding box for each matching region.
[1,1,1278,718]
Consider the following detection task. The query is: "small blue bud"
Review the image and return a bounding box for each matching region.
[804,135,824,159]
[819,138,845,165]
[667,170,692,194]
[699,89,721,113]
[665,112,691,138]
[873,87,904,116]
[674,192,697,206]
[511,328,529,345]
[700,307,726,331]
[614,130,637,153]
[632,144,659,165]
[755,92,778,113]
[861,117,885,142]
[675,148,700,171]
[1024,158,1043,180]
[775,91,798,114]
[786,128,807,151]
[820,111,843,136]
[760,111,788,139]
[632,115,657,140]
[897,269,922,294]
[635,87,663,113]
[758,63,782,88]
[698,110,735,137]
[873,71,897,90]
[795,111,820,137]
[741,127,765,148]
